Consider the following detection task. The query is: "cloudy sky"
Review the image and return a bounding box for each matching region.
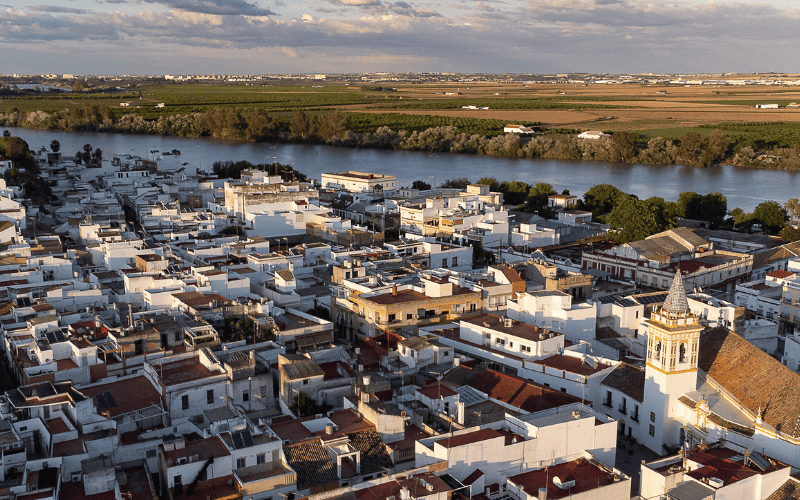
[1,0,800,75]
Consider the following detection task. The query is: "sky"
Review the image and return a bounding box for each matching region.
[2,0,800,75]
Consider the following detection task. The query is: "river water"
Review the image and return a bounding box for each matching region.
[5,126,798,212]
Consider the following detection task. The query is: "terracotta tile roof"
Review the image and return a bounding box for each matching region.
[78,375,162,418]
[442,366,580,413]
[699,327,800,436]
[508,457,612,499]
[434,428,505,448]
[767,270,796,279]
[766,478,800,500]
[492,264,523,283]
[416,383,457,399]
[347,429,393,476]
[600,362,645,403]
[533,354,610,376]
[462,313,556,343]
[283,438,338,490]
[463,468,484,485]
[163,436,230,465]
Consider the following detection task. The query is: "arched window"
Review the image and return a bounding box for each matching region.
[654,341,662,361]
[679,342,687,363]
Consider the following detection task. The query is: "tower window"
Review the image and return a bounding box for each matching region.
[679,342,687,363]
[654,341,662,361]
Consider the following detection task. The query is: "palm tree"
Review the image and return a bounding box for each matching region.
[785,198,800,228]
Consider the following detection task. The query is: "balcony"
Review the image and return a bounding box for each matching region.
[602,399,613,408]
[617,405,627,415]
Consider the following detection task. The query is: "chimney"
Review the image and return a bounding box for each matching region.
[504,318,513,328]
[392,284,398,296]
[538,488,548,500]
[326,423,334,435]
[250,350,256,360]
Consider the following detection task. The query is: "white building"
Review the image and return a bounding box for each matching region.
[507,291,596,344]
[321,171,397,194]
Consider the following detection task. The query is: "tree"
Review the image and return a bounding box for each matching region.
[527,182,557,213]
[441,178,470,189]
[502,181,530,206]
[477,177,499,192]
[785,198,800,228]
[583,183,623,218]
[2,130,9,138]
[730,208,756,231]
[678,191,727,228]
[50,140,60,153]
[780,226,800,243]
[289,391,330,417]
[93,148,103,164]
[608,131,636,163]
[289,111,314,140]
[412,180,431,190]
[607,194,663,244]
[753,201,788,234]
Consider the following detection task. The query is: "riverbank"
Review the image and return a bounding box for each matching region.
[4,107,800,172]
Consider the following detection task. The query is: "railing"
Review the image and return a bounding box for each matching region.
[602,399,612,408]
[618,405,627,415]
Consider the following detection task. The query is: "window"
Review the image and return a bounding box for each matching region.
[495,338,506,346]
[182,395,189,410]
[603,391,612,407]
[633,329,638,338]
[174,475,182,486]
[237,457,246,469]
[452,257,458,267]
[649,424,655,437]
[256,453,266,465]
[207,390,214,405]
[243,391,250,402]
[560,388,567,393]
[635,311,639,319]
[618,398,627,415]
[521,345,530,353]
[302,380,309,385]
[261,386,268,398]
[632,405,639,422]
[407,313,413,320]
[679,342,687,363]
[650,411,656,423]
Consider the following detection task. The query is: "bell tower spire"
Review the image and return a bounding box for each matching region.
[643,268,704,452]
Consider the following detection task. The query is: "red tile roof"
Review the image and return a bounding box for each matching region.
[442,366,581,413]
[533,354,610,376]
[463,468,484,485]
[434,429,505,448]
[699,327,800,435]
[416,383,458,399]
[509,457,612,499]
[78,375,162,417]
[767,270,796,279]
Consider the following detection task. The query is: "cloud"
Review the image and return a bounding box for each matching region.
[386,2,442,17]
[140,0,275,16]
[275,0,285,5]
[26,5,88,13]
[325,0,382,6]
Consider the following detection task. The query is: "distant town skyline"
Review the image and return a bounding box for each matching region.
[2,0,800,75]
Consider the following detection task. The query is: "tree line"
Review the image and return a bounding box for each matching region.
[4,104,800,171]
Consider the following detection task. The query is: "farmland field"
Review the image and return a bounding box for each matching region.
[3,79,800,142]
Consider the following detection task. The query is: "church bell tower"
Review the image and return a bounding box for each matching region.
[642,269,703,453]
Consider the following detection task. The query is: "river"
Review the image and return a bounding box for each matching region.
[5,126,798,212]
